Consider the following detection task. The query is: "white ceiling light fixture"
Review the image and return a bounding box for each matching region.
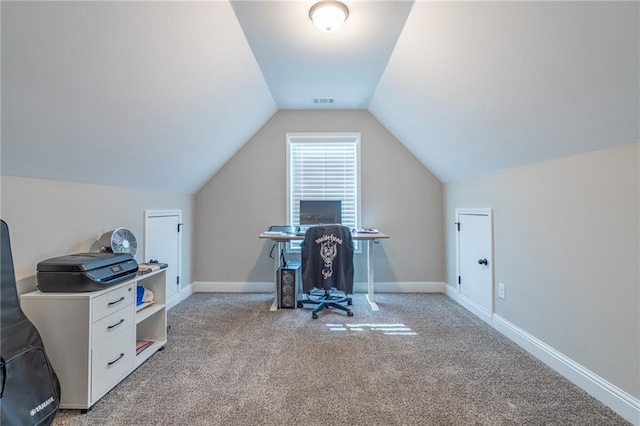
[309,1,349,33]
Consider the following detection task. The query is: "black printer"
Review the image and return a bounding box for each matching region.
[37,252,139,292]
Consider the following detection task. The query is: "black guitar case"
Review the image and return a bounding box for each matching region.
[1,220,61,425]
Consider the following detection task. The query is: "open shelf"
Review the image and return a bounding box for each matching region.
[135,302,164,323]
[135,340,166,367]
[136,301,152,311]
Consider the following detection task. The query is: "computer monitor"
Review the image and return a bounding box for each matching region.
[299,200,342,225]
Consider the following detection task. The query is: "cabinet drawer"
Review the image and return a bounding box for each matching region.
[92,307,135,346]
[92,284,135,323]
[91,325,135,403]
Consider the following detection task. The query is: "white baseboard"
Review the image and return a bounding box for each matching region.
[192,281,445,294]
[444,284,492,325]
[192,281,275,293]
[353,281,445,293]
[444,283,458,299]
[492,315,640,425]
[445,284,640,425]
[167,284,193,310]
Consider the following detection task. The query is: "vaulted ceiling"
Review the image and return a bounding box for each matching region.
[2,1,638,194]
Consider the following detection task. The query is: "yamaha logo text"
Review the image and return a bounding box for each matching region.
[30,396,54,416]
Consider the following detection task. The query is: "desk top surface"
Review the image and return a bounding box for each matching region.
[259,229,389,241]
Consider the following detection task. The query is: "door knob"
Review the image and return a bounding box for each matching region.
[478,258,488,265]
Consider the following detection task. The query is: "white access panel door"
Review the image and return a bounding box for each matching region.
[144,211,182,307]
[457,211,493,315]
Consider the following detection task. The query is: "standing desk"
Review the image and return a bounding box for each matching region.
[259,230,389,311]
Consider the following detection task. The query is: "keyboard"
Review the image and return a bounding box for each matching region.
[268,225,298,234]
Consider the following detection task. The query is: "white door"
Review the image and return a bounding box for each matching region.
[144,210,182,308]
[456,209,493,317]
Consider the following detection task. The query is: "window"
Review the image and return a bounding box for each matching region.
[287,132,361,248]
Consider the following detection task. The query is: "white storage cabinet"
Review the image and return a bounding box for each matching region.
[20,269,167,411]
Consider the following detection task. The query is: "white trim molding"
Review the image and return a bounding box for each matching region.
[445,284,492,325]
[192,281,445,294]
[446,283,640,425]
[167,283,193,310]
[492,315,640,425]
[193,282,276,293]
[353,281,445,293]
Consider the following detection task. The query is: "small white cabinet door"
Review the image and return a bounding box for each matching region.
[456,210,493,316]
[144,210,182,307]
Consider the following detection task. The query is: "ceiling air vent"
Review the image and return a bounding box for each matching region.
[313,97,334,104]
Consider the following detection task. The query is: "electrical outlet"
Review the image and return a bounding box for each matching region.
[498,282,506,300]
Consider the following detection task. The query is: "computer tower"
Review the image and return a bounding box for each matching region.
[277,261,300,309]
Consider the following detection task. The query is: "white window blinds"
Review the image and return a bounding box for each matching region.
[287,133,361,232]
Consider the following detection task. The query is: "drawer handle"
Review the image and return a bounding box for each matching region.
[108,296,125,307]
[107,353,125,366]
[107,318,125,330]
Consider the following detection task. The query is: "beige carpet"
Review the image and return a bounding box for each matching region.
[53,293,629,425]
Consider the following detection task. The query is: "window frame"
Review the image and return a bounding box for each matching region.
[286,132,362,250]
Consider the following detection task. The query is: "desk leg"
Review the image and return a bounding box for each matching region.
[270,241,283,311]
[365,239,379,311]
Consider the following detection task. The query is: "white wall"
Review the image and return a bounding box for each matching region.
[444,143,639,399]
[195,110,443,286]
[1,176,194,296]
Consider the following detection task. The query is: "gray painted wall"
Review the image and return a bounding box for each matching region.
[1,176,194,296]
[444,143,639,398]
[195,110,443,285]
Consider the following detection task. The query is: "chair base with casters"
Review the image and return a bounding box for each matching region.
[297,288,353,319]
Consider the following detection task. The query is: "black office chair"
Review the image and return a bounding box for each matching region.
[297,225,354,319]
